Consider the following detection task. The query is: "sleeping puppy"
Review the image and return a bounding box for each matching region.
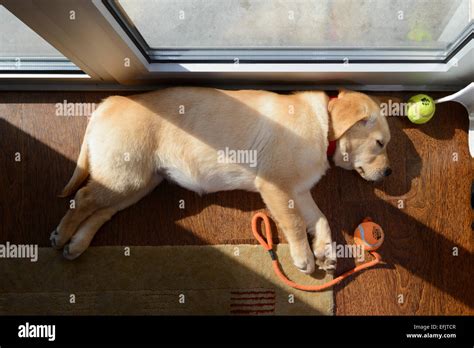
[51,88,391,274]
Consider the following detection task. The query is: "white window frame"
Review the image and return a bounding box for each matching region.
[1,0,473,90]
[103,0,473,63]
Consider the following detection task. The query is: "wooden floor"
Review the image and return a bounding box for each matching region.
[0,91,472,315]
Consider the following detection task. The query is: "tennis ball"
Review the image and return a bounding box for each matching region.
[407,27,432,42]
[354,218,384,251]
[407,94,436,124]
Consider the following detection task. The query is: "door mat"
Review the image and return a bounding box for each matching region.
[0,245,333,315]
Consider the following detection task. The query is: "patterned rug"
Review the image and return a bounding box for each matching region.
[0,245,333,315]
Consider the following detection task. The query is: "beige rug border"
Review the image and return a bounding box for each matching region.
[0,244,333,315]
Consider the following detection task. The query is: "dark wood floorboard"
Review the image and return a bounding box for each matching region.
[0,91,472,315]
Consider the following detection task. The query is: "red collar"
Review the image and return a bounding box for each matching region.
[327,140,337,157]
[327,95,338,157]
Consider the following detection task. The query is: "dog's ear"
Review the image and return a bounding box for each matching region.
[328,93,370,141]
[337,88,350,97]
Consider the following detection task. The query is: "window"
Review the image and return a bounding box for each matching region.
[1,0,472,86]
[106,0,473,63]
[0,5,80,72]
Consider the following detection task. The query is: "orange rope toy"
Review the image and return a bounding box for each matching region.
[251,212,383,291]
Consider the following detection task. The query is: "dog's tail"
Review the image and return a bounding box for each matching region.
[58,121,91,198]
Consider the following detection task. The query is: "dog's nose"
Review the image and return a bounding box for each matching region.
[383,167,392,177]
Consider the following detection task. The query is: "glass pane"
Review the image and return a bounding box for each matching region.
[0,5,80,71]
[117,0,472,52]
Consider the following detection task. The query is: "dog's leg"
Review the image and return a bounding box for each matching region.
[296,191,336,272]
[51,181,106,250]
[62,175,162,260]
[51,174,162,257]
[62,206,117,259]
[257,180,315,274]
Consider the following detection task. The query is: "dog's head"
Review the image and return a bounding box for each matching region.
[328,90,391,182]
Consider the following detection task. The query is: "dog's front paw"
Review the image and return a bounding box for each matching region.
[313,240,337,273]
[290,241,315,274]
[311,223,337,273]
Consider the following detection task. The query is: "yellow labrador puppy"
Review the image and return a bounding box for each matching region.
[51,88,391,274]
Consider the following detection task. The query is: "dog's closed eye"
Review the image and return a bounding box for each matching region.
[376,140,384,148]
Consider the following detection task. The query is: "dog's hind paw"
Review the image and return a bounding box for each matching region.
[62,243,83,260]
[50,229,63,250]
